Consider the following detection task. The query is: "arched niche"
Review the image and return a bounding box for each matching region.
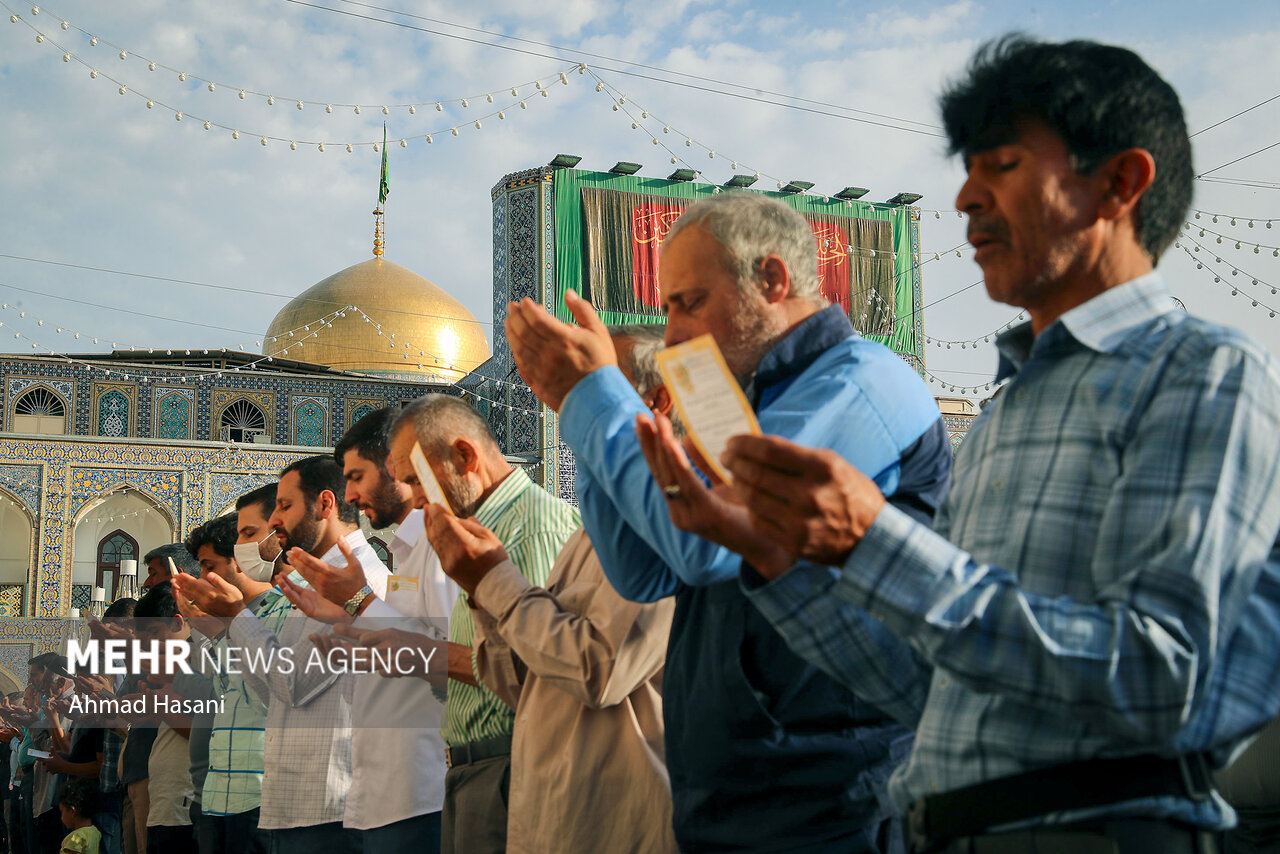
[0,487,35,615]
[70,487,176,603]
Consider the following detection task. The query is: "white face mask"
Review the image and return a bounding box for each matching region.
[233,532,281,583]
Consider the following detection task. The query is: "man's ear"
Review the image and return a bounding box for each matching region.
[758,254,792,303]
[317,488,337,520]
[644,385,674,419]
[452,438,480,474]
[1097,147,1155,222]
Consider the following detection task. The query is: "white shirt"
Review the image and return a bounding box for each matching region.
[228,529,389,830]
[346,509,450,829]
[146,724,194,827]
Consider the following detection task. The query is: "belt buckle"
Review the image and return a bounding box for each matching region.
[1177,754,1213,802]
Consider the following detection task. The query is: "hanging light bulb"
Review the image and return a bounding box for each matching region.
[267,95,275,105]
[208,82,215,92]
[354,105,361,114]
[238,89,246,99]
[408,105,415,114]
[346,143,353,152]
[232,129,239,139]
[425,135,432,144]
[203,121,211,130]
[178,72,186,81]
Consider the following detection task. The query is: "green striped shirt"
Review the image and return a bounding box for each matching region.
[444,468,580,746]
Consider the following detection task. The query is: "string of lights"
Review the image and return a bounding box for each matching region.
[1173,239,1280,317]
[589,70,965,219]
[921,366,1002,396]
[328,0,945,132]
[282,0,946,138]
[924,312,1026,348]
[8,3,580,116]
[1190,210,1277,228]
[4,6,578,149]
[1183,222,1280,254]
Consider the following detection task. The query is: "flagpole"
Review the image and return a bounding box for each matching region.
[373,123,389,258]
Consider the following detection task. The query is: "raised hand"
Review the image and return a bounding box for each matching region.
[504,289,618,412]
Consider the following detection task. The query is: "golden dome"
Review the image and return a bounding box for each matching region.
[265,258,490,382]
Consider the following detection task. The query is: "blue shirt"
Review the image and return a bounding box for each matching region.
[744,274,1280,830]
[560,305,951,852]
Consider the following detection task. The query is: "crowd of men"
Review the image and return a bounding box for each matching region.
[0,34,1277,854]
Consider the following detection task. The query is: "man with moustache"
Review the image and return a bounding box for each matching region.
[175,455,389,854]
[505,192,951,853]
[384,395,579,854]
[693,37,1280,854]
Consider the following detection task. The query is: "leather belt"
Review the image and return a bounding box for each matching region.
[444,734,512,769]
[906,753,1217,853]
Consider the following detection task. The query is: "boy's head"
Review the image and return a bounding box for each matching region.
[58,775,98,827]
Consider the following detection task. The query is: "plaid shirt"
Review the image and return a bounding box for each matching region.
[745,274,1280,830]
[202,588,290,816]
[98,729,123,794]
[227,530,389,830]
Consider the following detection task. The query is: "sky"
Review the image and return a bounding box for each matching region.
[0,0,1276,400]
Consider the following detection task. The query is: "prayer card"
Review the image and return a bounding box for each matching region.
[656,334,761,483]
[410,441,454,515]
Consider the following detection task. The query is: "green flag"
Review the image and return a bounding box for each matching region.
[378,124,390,205]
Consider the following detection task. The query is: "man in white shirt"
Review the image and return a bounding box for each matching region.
[175,455,389,854]
[318,407,450,851]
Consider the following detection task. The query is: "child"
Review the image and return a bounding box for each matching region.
[59,776,101,854]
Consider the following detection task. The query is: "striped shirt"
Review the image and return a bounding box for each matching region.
[444,468,580,747]
[228,529,389,829]
[202,588,290,816]
[745,273,1280,830]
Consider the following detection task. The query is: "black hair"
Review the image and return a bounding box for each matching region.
[334,407,397,471]
[236,482,277,518]
[134,580,179,620]
[103,598,136,620]
[940,35,1192,261]
[28,652,68,674]
[184,514,238,561]
[280,455,358,524]
[143,543,200,576]
[59,775,98,817]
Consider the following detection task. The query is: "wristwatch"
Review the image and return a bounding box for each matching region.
[343,585,374,617]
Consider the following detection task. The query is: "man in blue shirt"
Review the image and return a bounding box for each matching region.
[506,191,951,852]
[697,37,1280,854]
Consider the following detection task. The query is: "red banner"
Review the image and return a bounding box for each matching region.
[630,202,685,308]
[810,221,850,314]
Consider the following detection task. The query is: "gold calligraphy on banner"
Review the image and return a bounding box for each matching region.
[811,222,850,268]
[632,207,685,245]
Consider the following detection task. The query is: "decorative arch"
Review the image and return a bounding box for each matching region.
[69,482,180,533]
[0,483,34,615]
[220,399,269,443]
[96,529,138,591]
[350,403,375,428]
[11,386,68,435]
[211,391,274,443]
[155,389,194,440]
[293,398,327,447]
[368,536,394,572]
[96,388,131,437]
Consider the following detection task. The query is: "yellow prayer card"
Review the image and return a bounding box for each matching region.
[656,334,761,484]
[409,441,455,515]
